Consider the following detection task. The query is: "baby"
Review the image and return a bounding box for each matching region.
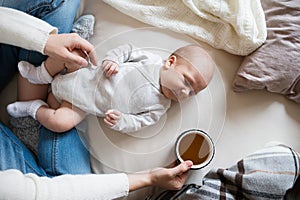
[7,44,215,133]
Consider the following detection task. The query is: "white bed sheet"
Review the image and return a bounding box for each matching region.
[77,1,300,198]
[0,0,299,199]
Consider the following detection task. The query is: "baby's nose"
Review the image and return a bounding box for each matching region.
[178,89,190,98]
[181,88,189,95]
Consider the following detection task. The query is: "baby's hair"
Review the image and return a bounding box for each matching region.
[172,44,215,85]
[172,44,203,56]
[172,45,209,63]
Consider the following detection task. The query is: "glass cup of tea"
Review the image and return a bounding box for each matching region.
[175,129,215,169]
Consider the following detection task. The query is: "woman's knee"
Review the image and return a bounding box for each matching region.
[38,126,91,176]
[41,0,81,33]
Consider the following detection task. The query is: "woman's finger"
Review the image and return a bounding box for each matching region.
[170,161,193,176]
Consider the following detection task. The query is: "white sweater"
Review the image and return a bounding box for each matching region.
[0,7,57,54]
[0,7,129,199]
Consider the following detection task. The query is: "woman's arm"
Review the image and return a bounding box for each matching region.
[0,169,128,200]
[0,7,57,54]
[0,161,192,200]
[0,7,97,67]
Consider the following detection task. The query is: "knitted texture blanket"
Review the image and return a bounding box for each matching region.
[102,0,267,56]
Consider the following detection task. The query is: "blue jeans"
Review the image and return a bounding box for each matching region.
[0,0,80,91]
[38,125,91,176]
[0,0,90,175]
[0,122,90,176]
[0,0,89,175]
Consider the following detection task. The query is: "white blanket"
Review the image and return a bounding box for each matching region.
[102,0,267,56]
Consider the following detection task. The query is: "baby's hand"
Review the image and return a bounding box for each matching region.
[102,60,119,77]
[104,109,121,127]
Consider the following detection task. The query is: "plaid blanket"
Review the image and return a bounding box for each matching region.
[155,144,299,200]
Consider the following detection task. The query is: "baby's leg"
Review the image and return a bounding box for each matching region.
[18,61,53,84]
[18,75,48,101]
[17,57,63,101]
[7,100,85,133]
[18,57,65,85]
[36,101,85,133]
[47,92,61,109]
[7,99,48,119]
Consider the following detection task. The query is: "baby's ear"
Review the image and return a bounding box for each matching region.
[165,55,177,68]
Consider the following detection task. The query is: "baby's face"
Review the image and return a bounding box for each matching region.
[160,58,207,101]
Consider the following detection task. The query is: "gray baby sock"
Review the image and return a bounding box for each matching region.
[7,100,48,120]
[71,14,95,40]
[18,61,53,84]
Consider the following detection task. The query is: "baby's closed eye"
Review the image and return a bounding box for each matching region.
[189,90,195,96]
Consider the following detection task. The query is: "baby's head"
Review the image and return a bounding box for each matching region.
[160,45,215,101]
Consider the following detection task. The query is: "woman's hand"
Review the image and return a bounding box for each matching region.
[44,33,98,68]
[148,160,193,190]
[44,48,90,76]
[127,160,193,192]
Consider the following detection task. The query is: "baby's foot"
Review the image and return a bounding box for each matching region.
[7,100,48,120]
[71,14,95,40]
[18,61,53,84]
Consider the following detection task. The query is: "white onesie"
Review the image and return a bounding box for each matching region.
[51,44,171,133]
